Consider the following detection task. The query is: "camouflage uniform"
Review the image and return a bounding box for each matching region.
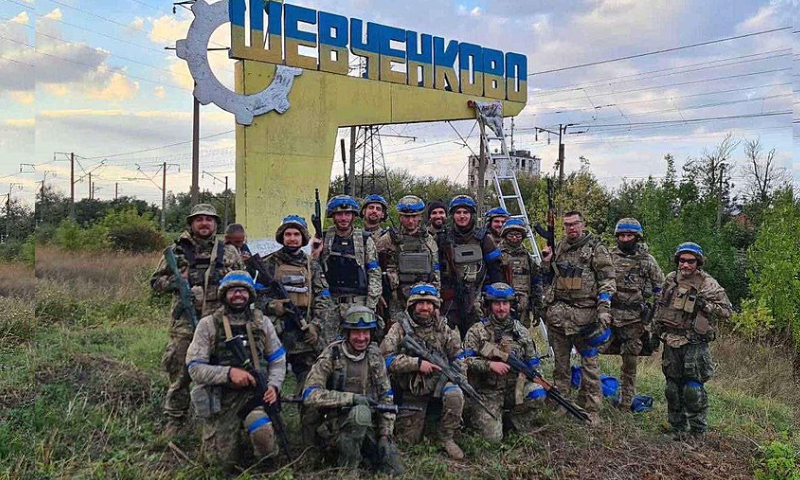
[302,307,402,475]
[151,205,243,425]
[376,196,441,318]
[361,194,390,243]
[380,285,465,457]
[607,239,664,409]
[654,243,731,434]
[542,231,616,417]
[462,284,546,441]
[438,196,503,336]
[499,219,544,328]
[185,271,286,467]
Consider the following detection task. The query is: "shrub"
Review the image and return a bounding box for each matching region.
[753,441,799,480]
[53,220,109,252]
[99,208,166,253]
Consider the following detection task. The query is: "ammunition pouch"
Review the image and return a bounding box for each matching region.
[190,385,221,418]
[555,261,583,290]
[453,244,482,265]
[398,252,433,282]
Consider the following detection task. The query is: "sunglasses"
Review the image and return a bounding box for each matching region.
[677,257,698,265]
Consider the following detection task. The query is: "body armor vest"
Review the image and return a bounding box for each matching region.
[503,249,532,296]
[611,250,648,310]
[394,231,434,284]
[471,320,527,391]
[178,237,225,302]
[444,229,485,285]
[396,313,451,396]
[324,232,368,296]
[275,261,311,308]
[552,235,600,306]
[210,310,268,369]
[656,273,706,332]
[328,342,384,399]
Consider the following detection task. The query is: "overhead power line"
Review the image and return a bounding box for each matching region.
[82,130,235,160]
[564,111,790,129]
[528,26,791,76]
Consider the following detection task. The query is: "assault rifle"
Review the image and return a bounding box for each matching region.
[225,334,291,461]
[478,343,589,422]
[534,178,556,251]
[399,335,497,420]
[443,235,470,338]
[245,254,311,332]
[163,246,198,330]
[311,188,323,240]
[282,396,423,414]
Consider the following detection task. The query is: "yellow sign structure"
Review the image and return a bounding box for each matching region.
[235,62,525,241]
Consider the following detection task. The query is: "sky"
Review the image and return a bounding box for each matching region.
[0,0,797,207]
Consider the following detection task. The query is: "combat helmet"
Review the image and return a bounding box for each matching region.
[614,218,643,238]
[448,195,477,215]
[406,283,442,308]
[396,195,425,216]
[485,207,510,221]
[483,282,515,304]
[218,270,257,305]
[341,305,378,329]
[275,215,310,246]
[186,203,221,224]
[501,218,528,238]
[326,195,360,218]
[674,242,705,265]
[360,194,389,221]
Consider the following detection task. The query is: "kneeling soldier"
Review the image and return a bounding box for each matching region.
[302,306,404,476]
[185,271,286,467]
[462,283,546,441]
[380,283,466,460]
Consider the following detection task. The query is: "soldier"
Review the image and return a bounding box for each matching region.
[426,200,447,236]
[654,242,731,438]
[361,194,390,240]
[302,306,404,476]
[151,203,244,435]
[484,207,510,245]
[438,195,503,336]
[224,223,252,260]
[462,283,546,442]
[258,215,335,442]
[607,218,664,410]
[185,271,286,467]
[314,195,382,343]
[380,283,466,460]
[541,210,615,424]
[498,218,544,328]
[376,195,440,318]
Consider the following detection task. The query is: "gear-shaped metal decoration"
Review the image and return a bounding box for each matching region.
[175,0,302,126]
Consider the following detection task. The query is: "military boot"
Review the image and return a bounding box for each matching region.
[441,439,464,460]
[163,418,185,438]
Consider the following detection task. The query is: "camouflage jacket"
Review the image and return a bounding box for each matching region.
[499,240,544,315]
[380,312,464,397]
[320,227,382,310]
[302,340,395,437]
[376,226,441,303]
[610,243,664,326]
[258,248,335,354]
[151,231,243,335]
[437,225,503,295]
[654,270,732,347]
[463,315,538,392]
[542,231,616,310]
[185,307,286,391]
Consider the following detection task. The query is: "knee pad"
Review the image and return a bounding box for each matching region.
[244,408,276,457]
[586,327,611,348]
[442,385,465,409]
[664,379,681,405]
[682,380,707,411]
[579,347,599,358]
[348,404,374,428]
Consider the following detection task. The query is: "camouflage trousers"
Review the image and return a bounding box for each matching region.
[317,405,403,474]
[611,322,645,408]
[196,389,276,468]
[395,386,464,444]
[287,352,323,448]
[548,325,602,413]
[161,331,193,422]
[662,342,714,433]
[467,385,545,442]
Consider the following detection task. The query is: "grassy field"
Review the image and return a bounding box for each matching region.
[2,247,797,479]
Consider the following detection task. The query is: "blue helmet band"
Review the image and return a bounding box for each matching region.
[410,284,439,297]
[484,284,514,300]
[282,215,308,228]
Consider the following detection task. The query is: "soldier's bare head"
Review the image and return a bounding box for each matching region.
[347,329,371,352]
[489,299,511,319]
[428,207,446,228]
[333,211,355,232]
[563,211,585,240]
[191,215,218,239]
[282,228,304,248]
[224,223,246,248]
[453,208,472,228]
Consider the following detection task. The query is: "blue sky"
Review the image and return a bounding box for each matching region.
[0,0,796,206]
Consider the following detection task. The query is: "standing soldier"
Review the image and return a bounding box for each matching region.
[498,218,544,328]
[462,283,546,442]
[314,195,382,343]
[541,211,615,424]
[151,204,243,435]
[302,306,404,476]
[376,195,440,318]
[380,284,466,460]
[607,218,664,410]
[224,223,252,260]
[438,195,503,336]
[361,194,390,240]
[426,200,447,237]
[654,242,731,438]
[185,271,286,467]
[484,207,510,245]
[258,215,335,441]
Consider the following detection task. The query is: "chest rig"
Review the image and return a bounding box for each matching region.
[178,237,225,302]
[475,319,527,391]
[502,248,532,296]
[324,230,368,296]
[444,230,485,284]
[611,250,649,309]
[210,310,268,370]
[274,258,311,308]
[656,273,705,331]
[552,236,599,303]
[328,341,383,397]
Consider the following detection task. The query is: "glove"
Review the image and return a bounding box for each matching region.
[696,296,712,314]
[304,323,320,346]
[269,299,291,316]
[352,394,374,407]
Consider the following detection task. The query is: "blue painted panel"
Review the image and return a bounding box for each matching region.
[285,3,317,43]
[319,11,348,47]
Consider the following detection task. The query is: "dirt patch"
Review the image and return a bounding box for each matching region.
[35,353,153,409]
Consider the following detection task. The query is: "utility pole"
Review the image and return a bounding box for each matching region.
[348,126,357,196]
[558,124,565,187]
[476,134,486,215]
[88,172,92,200]
[115,182,119,200]
[340,138,348,194]
[224,175,229,227]
[70,152,75,218]
[191,89,200,206]
[162,161,168,229]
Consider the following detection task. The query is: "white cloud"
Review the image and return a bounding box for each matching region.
[11,12,29,25]
[9,91,34,105]
[86,72,140,101]
[148,15,191,44]
[153,86,166,98]
[129,16,145,30]
[43,8,63,21]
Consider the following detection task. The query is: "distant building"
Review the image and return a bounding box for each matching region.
[468,149,541,190]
